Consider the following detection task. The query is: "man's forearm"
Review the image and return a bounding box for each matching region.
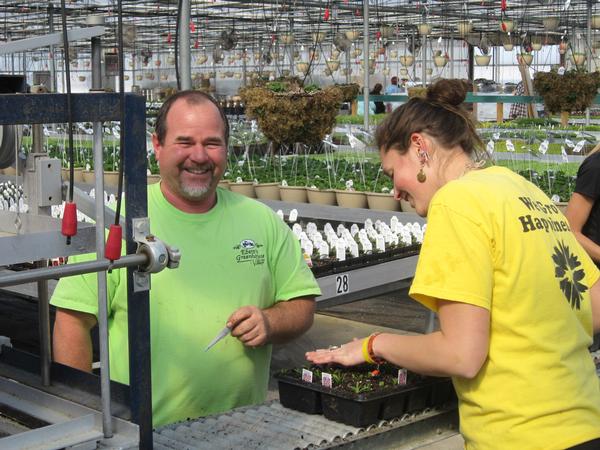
[264,297,316,344]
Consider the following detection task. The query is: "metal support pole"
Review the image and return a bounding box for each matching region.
[0,253,148,287]
[422,36,427,87]
[37,259,51,387]
[362,0,369,130]
[123,94,153,449]
[586,0,592,126]
[91,35,113,439]
[449,37,454,79]
[49,5,57,93]
[179,0,191,90]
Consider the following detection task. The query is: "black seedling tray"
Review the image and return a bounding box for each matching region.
[275,372,453,428]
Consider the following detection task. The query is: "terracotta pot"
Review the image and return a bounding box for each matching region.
[147,174,161,184]
[229,181,256,198]
[555,202,568,215]
[279,186,308,203]
[366,192,400,211]
[306,188,337,206]
[2,166,16,176]
[254,182,281,201]
[83,170,95,184]
[104,171,120,187]
[334,190,368,209]
[73,168,84,183]
[218,180,230,190]
[400,199,416,213]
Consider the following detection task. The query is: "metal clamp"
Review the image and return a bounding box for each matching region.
[132,217,181,292]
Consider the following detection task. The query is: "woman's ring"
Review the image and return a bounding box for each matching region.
[328,345,340,351]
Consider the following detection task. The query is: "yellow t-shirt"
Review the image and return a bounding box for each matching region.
[410,166,600,450]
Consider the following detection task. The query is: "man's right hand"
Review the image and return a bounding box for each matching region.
[53,308,98,372]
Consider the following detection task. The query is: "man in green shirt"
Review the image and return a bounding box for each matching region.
[51,91,321,426]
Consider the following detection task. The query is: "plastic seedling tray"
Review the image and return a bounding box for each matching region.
[275,374,323,414]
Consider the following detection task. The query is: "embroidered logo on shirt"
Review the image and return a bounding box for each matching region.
[233,239,265,266]
[552,240,588,310]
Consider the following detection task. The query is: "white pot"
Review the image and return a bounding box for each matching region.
[399,55,414,67]
[592,15,600,29]
[475,54,491,66]
[280,33,294,45]
[345,30,361,41]
[296,62,310,74]
[518,53,533,65]
[572,52,587,67]
[390,50,398,59]
[311,31,326,43]
[503,43,514,51]
[418,23,432,35]
[543,17,559,31]
[326,60,340,71]
[433,55,448,67]
[457,21,472,36]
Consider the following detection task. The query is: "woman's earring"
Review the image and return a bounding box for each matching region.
[417,149,428,183]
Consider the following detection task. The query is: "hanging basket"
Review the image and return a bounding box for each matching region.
[280,33,294,45]
[543,17,560,31]
[500,19,514,33]
[345,30,361,41]
[533,69,600,114]
[418,23,432,35]
[399,55,415,67]
[592,15,600,29]
[571,52,587,67]
[433,55,448,67]
[457,21,473,36]
[503,43,514,51]
[517,53,533,65]
[240,84,343,146]
[475,55,491,66]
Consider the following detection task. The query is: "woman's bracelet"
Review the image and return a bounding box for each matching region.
[362,333,385,365]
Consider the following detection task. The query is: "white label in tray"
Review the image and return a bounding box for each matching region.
[321,372,332,388]
[398,368,407,386]
[302,368,313,383]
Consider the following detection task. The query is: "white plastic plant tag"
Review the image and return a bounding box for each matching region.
[321,372,332,388]
[307,222,317,234]
[398,369,407,386]
[365,218,373,229]
[288,209,298,222]
[276,209,284,220]
[361,237,373,253]
[337,224,346,236]
[486,140,495,155]
[292,223,303,237]
[324,223,334,234]
[565,138,575,148]
[302,368,313,383]
[561,146,569,163]
[301,238,313,256]
[492,132,500,141]
[573,140,585,153]
[349,241,359,258]
[376,235,385,252]
[539,140,549,155]
[390,216,399,230]
[505,139,515,152]
[350,224,360,236]
[318,242,329,258]
[336,240,346,261]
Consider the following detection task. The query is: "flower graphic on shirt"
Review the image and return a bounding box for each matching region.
[552,240,587,310]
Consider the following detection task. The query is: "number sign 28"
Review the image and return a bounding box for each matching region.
[335,274,350,295]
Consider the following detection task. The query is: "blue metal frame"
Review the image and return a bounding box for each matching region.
[358,93,600,104]
[0,92,152,448]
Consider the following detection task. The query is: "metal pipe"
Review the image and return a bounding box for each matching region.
[586,0,592,126]
[362,0,369,130]
[421,35,427,87]
[49,4,57,93]
[449,37,454,79]
[0,253,148,288]
[91,35,113,439]
[37,260,51,387]
[179,0,191,90]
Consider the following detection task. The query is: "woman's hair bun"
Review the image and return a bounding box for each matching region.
[426,78,470,107]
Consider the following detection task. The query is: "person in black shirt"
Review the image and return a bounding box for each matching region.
[566,144,600,350]
[370,83,386,114]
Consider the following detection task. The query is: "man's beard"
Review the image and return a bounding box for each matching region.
[178,172,215,200]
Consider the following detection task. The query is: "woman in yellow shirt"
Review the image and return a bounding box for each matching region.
[307,78,600,450]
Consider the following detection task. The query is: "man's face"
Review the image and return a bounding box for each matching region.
[152,99,227,207]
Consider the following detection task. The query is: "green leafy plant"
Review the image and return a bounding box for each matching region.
[533,69,600,114]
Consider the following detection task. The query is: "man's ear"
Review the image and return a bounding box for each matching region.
[151,133,161,162]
